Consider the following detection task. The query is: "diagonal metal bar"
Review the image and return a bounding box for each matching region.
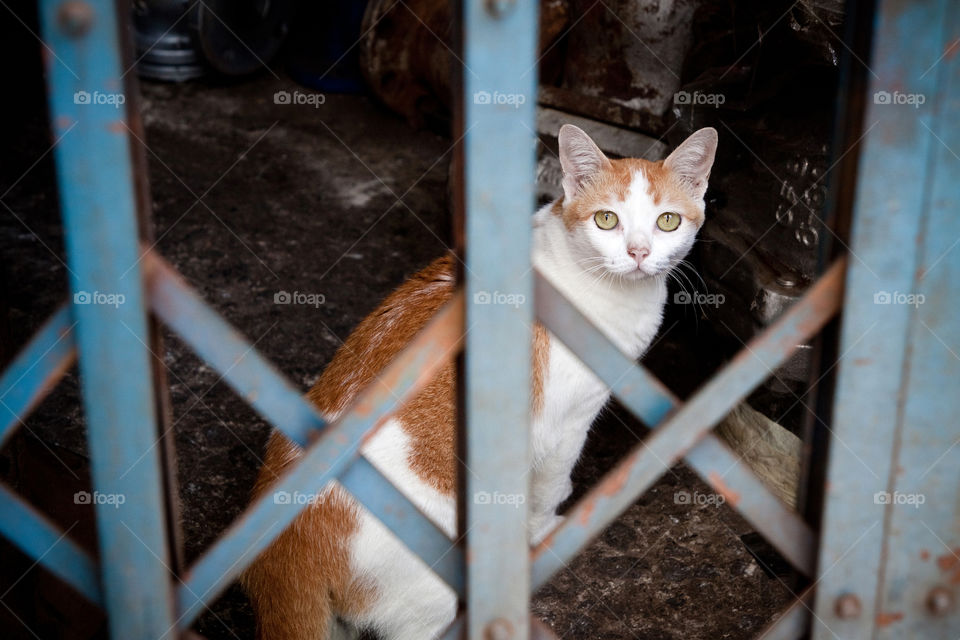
[176,290,465,628]
[339,456,464,596]
[0,304,76,447]
[755,588,812,640]
[534,262,846,576]
[143,251,324,448]
[531,259,845,589]
[0,483,102,605]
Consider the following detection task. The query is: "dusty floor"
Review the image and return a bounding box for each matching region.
[0,71,798,639]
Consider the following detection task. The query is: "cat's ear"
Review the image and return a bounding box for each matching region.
[559,124,611,200]
[663,127,718,201]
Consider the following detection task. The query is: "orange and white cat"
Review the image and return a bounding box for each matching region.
[241,125,718,639]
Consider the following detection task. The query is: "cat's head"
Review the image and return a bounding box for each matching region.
[555,125,718,281]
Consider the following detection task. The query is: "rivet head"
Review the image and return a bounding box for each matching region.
[927,586,953,616]
[835,593,862,619]
[485,0,516,18]
[485,618,514,640]
[58,1,93,36]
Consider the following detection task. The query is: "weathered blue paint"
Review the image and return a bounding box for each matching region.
[532,261,843,590]
[177,293,464,628]
[340,456,465,596]
[0,304,75,447]
[460,0,538,635]
[535,272,817,575]
[0,483,102,605]
[874,8,960,635]
[37,0,176,636]
[813,1,954,637]
[145,252,325,447]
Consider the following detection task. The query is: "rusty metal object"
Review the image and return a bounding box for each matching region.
[835,594,862,619]
[560,0,699,119]
[57,1,93,36]
[359,0,570,128]
[927,587,953,616]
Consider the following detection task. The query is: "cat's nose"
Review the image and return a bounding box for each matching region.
[628,245,649,266]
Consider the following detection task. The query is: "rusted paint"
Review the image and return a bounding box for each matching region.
[853,357,872,366]
[108,120,125,133]
[707,472,741,507]
[921,549,930,561]
[577,498,596,525]
[875,611,904,626]
[937,553,959,571]
[600,455,633,496]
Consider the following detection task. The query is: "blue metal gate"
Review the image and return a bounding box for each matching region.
[0,0,957,638]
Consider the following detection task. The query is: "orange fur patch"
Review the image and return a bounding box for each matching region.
[241,432,375,639]
[243,254,550,633]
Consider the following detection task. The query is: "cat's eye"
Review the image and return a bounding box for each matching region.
[594,210,619,230]
[657,212,681,232]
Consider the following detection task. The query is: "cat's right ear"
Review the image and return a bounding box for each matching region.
[559,124,611,201]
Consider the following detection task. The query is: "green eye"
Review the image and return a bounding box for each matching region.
[594,210,619,230]
[657,212,681,232]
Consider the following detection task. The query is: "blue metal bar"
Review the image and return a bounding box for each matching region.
[532,261,844,589]
[177,293,464,629]
[0,304,75,447]
[812,1,954,636]
[873,10,960,635]
[144,251,324,447]
[535,268,830,576]
[38,0,176,636]
[0,483,102,605]
[461,0,539,635]
[340,456,465,596]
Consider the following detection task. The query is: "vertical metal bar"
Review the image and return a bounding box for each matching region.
[459,0,538,636]
[37,1,176,637]
[873,6,960,636]
[813,0,951,637]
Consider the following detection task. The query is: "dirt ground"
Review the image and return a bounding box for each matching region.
[0,71,797,639]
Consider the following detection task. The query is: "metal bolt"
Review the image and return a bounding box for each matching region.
[835,593,862,619]
[485,618,514,640]
[927,586,953,616]
[485,0,516,18]
[777,275,797,288]
[58,1,93,36]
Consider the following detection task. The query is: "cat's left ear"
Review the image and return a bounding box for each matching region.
[559,124,612,201]
[663,127,718,201]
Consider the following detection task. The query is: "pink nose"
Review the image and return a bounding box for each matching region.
[628,246,649,266]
